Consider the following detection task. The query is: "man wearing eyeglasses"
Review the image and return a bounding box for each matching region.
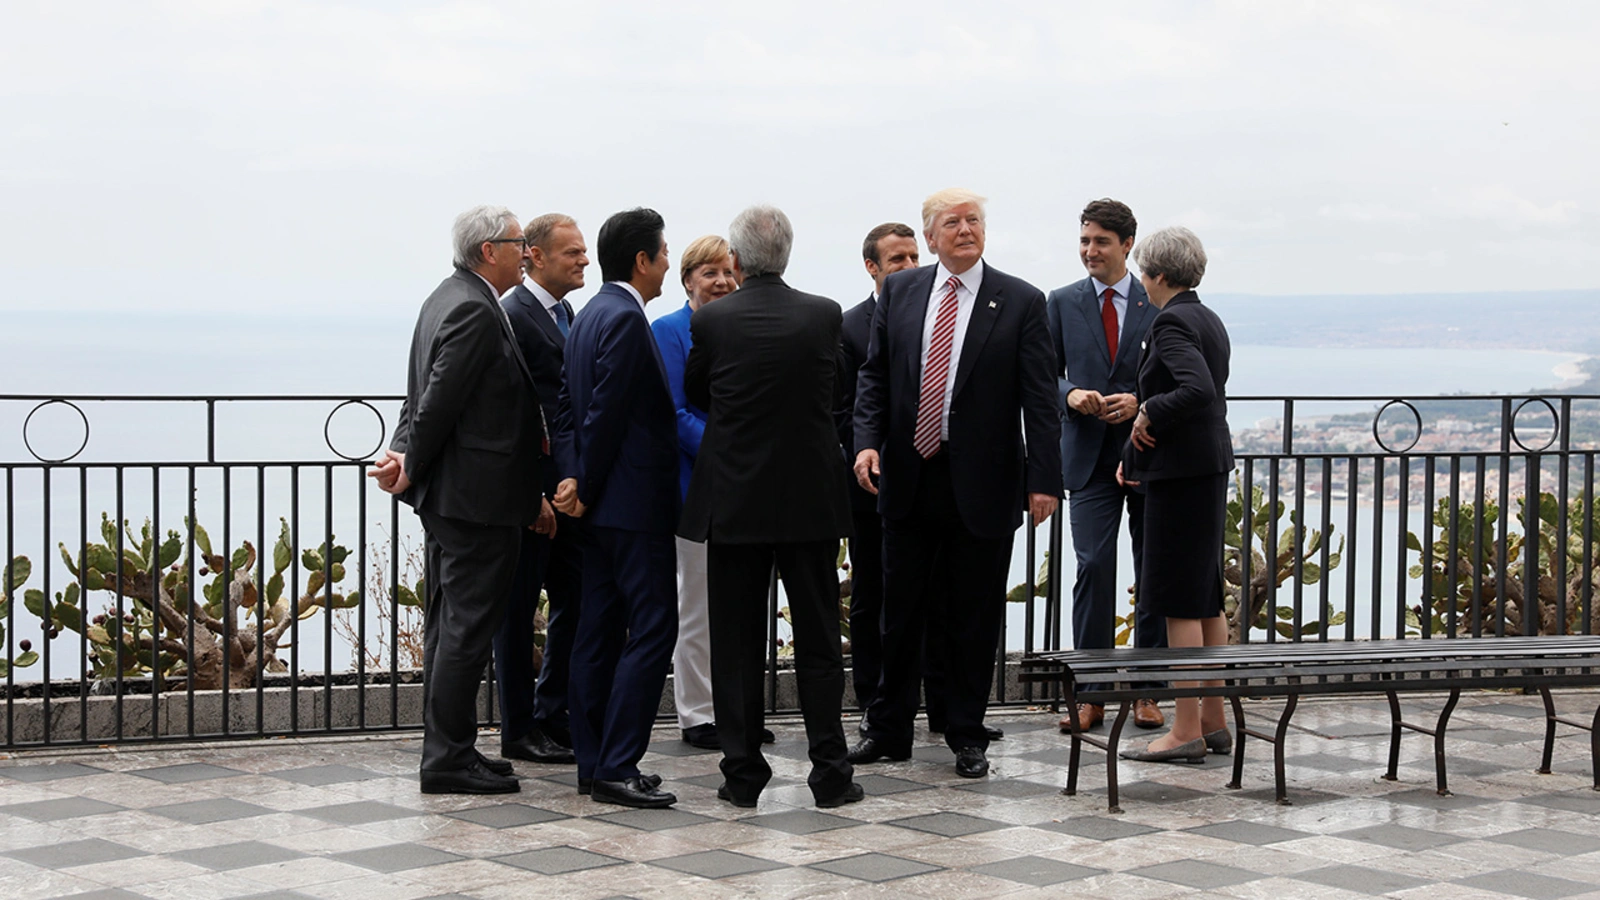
[370,205,550,795]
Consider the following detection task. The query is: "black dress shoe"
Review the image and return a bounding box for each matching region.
[716,782,757,808]
[761,727,776,744]
[579,772,661,795]
[592,775,677,808]
[420,760,520,795]
[815,783,864,808]
[503,731,576,765]
[954,747,989,778]
[846,737,910,764]
[984,724,1004,741]
[539,721,573,749]
[681,723,721,750]
[475,751,514,777]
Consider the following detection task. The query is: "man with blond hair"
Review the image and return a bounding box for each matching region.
[850,189,1061,778]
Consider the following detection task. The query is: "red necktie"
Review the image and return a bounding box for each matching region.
[913,276,962,458]
[1101,287,1118,361]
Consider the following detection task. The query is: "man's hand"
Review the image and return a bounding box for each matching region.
[853,449,881,495]
[1116,461,1140,488]
[531,496,557,536]
[1130,407,1156,451]
[1029,492,1058,525]
[1066,388,1105,417]
[367,450,410,495]
[1097,392,1138,424]
[553,477,586,517]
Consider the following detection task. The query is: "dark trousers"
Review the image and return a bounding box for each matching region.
[492,515,583,743]
[419,510,521,772]
[867,454,1012,753]
[569,525,677,782]
[708,540,853,804]
[847,509,883,710]
[1068,452,1165,692]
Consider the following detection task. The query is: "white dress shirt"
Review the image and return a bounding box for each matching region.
[611,280,647,313]
[1090,272,1131,336]
[919,259,984,441]
[474,272,515,328]
[519,275,566,325]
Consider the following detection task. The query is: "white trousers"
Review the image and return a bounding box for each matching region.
[673,536,715,729]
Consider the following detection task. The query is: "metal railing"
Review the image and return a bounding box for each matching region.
[3,392,1598,747]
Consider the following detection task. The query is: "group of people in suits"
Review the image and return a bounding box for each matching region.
[370,189,1237,806]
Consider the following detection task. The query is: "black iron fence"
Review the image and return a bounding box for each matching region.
[2,392,1597,748]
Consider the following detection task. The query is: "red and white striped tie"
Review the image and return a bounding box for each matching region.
[913,275,962,458]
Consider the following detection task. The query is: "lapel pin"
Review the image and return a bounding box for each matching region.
[988,300,997,308]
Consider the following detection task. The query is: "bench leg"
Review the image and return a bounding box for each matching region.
[1064,684,1083,797]
[1433,689,1460,796]
[1384,690,1403,782]
[1226,695,1246,790]
[1539,685,1558,775]
[1274,693,1298,805]
[1591,703,1600,791]
[1104,700,1132,815]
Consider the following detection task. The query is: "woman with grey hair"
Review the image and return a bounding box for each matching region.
[1116,226,1236,764]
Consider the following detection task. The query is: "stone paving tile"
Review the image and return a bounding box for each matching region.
[588,807,716,832]
[1456,870,1596,900]
[737,809,858,835]
[1335,822,1469,852]
[967,854,1105,886]
[1129,858,1264,890]
[330,843,466,873]
[127,763,247,784]
[1489,827,1600,856]
[807,852,942,882]
[268,764,386,786]
[3,837,144,869]
[1034,814,1162,840]
[144,797,274,824]
[444,803,567,829]
[647,848,788,879]
[0,796,126,821]
[1184,819,1313,845]
[883,811,1009,838]
[167,840,309,871]
[495,846,626,875]
[300,801,424,825]
[0,762,108,782]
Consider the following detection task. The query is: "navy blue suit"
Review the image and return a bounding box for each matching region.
[1045,277,1165,673]
[854,262,1061,753]
[555,283,680,782]
[494,283,583,745]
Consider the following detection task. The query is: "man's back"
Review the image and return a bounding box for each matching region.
[680,275,852,545]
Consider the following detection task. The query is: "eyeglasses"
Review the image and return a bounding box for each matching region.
[488,237,529,250]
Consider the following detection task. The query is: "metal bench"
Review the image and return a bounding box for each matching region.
[1018,635,1600,812]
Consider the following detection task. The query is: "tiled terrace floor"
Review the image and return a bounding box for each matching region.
[6,692,1600,898]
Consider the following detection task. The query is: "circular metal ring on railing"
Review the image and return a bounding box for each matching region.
[1371,399,1422,454]
[323,399,387,462]
[1511,396,1559,453]
[22,399,90,464]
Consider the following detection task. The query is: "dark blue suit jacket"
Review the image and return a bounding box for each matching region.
[554,283,680,534]
[1045,276,1155,492]
[503,282,573,494]
[853,262,1062,540]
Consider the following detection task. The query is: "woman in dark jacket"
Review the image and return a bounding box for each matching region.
[1117,226,1234,764]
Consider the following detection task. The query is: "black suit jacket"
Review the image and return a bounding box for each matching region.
[391,268,545,526]
[835,294,877,514]
[853,262,1062,539]
[1124,291,1234,482]
[679,274,854,544]
[503,283,572,492]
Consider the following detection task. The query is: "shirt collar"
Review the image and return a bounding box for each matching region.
[934,258,984,298]
[520,275,563,311]
[1091,271,1133,300]
[610,280,646,312]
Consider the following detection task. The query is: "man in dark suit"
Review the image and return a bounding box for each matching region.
[682,205,861,809]
[493,213,589,765]
[552,207,680,809]
[1045,198,1167,735]
[850,189,1062,778]
[370,205,547,795]
[836,222,919,719]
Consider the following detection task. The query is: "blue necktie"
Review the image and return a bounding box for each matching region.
[554,302,570,338]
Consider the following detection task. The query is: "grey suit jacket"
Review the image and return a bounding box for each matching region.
[391,268,546,526]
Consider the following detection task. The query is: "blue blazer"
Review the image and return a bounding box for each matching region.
[1045,276,1155,492]
[650,301,707,503]
[554,283,680,534]
[853,262,1062,539]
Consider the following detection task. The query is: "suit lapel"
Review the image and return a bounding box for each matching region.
[469,276,537,388]
[899,267,936,387]
[1078,280,1112,368]
[951,264,1001,401]
[517,285,565,347]
[1114,281,1152,372]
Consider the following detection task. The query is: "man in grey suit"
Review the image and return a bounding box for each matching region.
[1045,198,1166,735]
[370,205,549,794]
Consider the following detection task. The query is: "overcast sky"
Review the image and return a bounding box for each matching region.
[3,1,1596,316]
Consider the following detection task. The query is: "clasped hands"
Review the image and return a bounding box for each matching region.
[854,449,1058,525]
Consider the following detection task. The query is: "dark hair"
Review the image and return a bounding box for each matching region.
[862,222,917,264]
[1079,199,1137,244]
[597,207,665,283]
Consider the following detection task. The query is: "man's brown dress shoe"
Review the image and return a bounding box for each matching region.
[1058,703,1104,733]
[1133,699,1165,729]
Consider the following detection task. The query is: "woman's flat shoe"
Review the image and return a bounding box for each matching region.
[1118,738,1207,763]
[1204,728,1233,756]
